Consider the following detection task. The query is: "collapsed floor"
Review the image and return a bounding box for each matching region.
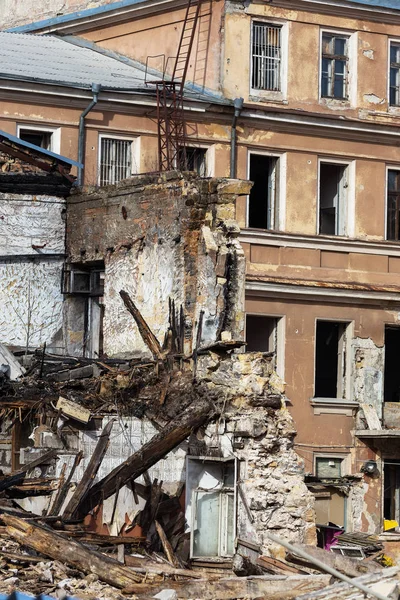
[0,296,398,599]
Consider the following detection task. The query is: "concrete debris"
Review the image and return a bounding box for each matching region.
[0,342,25,381]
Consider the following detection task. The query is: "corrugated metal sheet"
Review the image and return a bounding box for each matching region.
[0,32,151,91]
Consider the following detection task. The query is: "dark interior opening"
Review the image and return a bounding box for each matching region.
[246,315,276,353]
[315,321,340,398]
[384,461,400,521]
[319,163,344,235]
[19,129,52,150]
[248,154,277,229]
[384,326,400,402]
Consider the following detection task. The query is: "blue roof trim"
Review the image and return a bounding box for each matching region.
[0,130,83,169]
[349,0,400,8]
[7,0,148,33]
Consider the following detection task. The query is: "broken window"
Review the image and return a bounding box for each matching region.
[390,42,400,107]
[384,460,400,522]
[321,33,349,100]
[178,147,207,176]
[316,457,343,479]
[315,321,350,399]
[248,154,279,229]
[384,326,400,402]
[387,170,400,241]
[319,163,348,236]
[99,137,135,186]
[18,128,52,151]
[187,458,236,559]
[252,22,282,91]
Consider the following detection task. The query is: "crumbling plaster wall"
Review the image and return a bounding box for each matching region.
[0,195,65,351]
[353,337,385,419]
[0,0,111,29]
[66,173,250,358]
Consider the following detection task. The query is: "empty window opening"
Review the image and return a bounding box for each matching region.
[384,460,400,522]
[252,22,282,91]
[387,170,400,241]
[178,147,207,176]
[19,129,52,150]
[319,163,348,236]
[99,138,134,186]
[390,43,400,107]
[187,459,235,559]
[315,321,349,399]
[384,326,400,402]
[248,154,279,229]
[246,314,277,353]
[321,33,349,100]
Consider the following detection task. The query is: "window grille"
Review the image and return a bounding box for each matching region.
[390,43,400,107]
[252,23,282,91]
[321,34,349,99]
[99,138,133,186]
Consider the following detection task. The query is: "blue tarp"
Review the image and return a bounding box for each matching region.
[0,593,80,600]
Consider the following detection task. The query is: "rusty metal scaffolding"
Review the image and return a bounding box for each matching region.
[156,0,203,172]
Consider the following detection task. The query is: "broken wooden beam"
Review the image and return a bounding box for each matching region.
[155,520,181,568]
[79,395,213,516]
[3,514,143,588]
[49,451,83,517]
[63,420,114,521]
[120,290,163,360]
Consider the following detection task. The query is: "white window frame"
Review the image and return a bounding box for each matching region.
[319,29,357,106]
[388,39,400,110]
[245,312,285,379]
[314,453,350,478]
[246,149,287,231]
[179,143,214,177]
[16,124,61,154]
[98,134,140,186]
[250,18,288,101]
[317,158,355,237]
[313,319,354,402]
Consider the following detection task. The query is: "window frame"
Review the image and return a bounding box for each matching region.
[178,144,214,177]
[317,158,355,238]
[313,319,353,402]
[245,312,285,378]
[385,166,400,241]
[314,455,346,479]
[16,123,61,154]
[389,39,400,108]
[97,133,139,187]
[250,18,288,100]
[319,29,356,105]
[246,149,287,231]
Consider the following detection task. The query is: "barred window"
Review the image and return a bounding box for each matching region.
[390,43,400,107]
[252,22,282,91]
[321,34,349,99]
[99,138,133,186]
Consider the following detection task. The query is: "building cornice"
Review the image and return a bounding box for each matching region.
[8,0,190,35]
[248,0,400,25]
[240,230,400,258]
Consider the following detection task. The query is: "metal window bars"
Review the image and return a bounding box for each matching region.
[99,138,133,186]
[252,23,282,91]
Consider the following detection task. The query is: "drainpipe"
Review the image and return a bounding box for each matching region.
[77,82,101,186]
[230,97,244,179]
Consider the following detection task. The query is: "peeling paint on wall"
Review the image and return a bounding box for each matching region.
[353,337,384,418]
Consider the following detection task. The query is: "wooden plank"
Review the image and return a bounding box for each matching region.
[120,290,163,360]
[49,451,83,517]
[62,419,114,521]
[155,520,181,568]
[80,396,213,516]
[257,555,306,575]
[360,404,382,431]
[3,514,143,588]
[14,448,57,475]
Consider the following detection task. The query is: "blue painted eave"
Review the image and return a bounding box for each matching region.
[0,130,83,169]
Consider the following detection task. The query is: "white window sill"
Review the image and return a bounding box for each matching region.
[311,398,359,416]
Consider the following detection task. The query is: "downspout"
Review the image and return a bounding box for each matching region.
[230,97,244,179]
[77,82,101,186]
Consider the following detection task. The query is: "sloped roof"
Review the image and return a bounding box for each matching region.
[0,32,152,91]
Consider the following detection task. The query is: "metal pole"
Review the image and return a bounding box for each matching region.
[77,82,101,186]
[230,97,244,179]
[267,532,390,600]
